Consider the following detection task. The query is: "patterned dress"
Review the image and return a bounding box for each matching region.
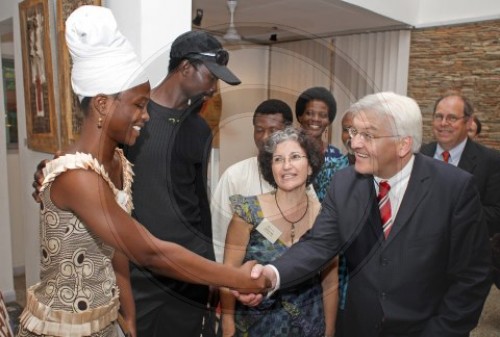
[312,144,349,203]
[18,150,133,337]
[230,195,325,337]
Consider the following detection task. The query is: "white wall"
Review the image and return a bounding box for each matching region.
[108,1,192,87]
[344,0,500,27]
[7,151,24,273]
[342,0,420,26]
[416,0,500,27]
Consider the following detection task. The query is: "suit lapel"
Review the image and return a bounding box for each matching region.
[458,139,478,173]
[420,142,437,157]
[345,174,381,245]
[344,175,384,273]
[385,154,432,244]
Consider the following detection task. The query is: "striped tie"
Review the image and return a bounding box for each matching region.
[378,181,392,239]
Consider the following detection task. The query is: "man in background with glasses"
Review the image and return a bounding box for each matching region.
[236,92,491,337]
[421,94,500,238]
[124,30,241,337]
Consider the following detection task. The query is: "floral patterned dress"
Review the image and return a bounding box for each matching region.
[229,195,325,337]
[18,150,133,337]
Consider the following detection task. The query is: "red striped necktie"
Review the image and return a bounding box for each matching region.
[378,180,392,239]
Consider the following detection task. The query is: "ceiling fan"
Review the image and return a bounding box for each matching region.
[192,0,279,45]
[222,0,242,42]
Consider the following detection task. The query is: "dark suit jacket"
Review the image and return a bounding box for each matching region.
[421,139,500,236]
[272,154,491,337]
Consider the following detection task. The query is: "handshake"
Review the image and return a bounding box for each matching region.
[231,262,277,307]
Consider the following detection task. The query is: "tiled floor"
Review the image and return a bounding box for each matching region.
[8,275,500,336]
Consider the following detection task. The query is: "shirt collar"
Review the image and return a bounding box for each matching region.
[435,137,467,165]
[374,154,415,189]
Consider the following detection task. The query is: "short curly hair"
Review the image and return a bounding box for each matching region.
[258,126,324,189]
[253,99,293,125]
[295,87,337,123]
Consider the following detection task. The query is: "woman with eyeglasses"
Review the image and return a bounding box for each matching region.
[220,127,337,337]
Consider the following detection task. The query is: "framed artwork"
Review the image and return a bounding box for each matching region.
[56,0,101,148]
[19,0,58,153]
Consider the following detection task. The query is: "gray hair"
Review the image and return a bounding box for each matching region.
[264,126,301,154]
[349,92,423,152]
[258,126,324,188]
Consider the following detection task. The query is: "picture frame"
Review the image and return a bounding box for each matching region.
[56,0,101,148]
[19,0,58,153]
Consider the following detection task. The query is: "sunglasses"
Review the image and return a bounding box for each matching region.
[186,49,229,66]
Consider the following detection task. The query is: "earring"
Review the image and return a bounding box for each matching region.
[97,116,103,129]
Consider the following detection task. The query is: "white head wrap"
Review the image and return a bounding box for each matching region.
[65,6,148,100]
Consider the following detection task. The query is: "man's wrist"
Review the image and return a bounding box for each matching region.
[265,264,280,298]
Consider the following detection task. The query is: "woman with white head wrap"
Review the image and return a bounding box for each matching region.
[19,6,268,337]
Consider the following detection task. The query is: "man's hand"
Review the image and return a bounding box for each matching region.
[231,264,277,307]
[230,260,271,295]
[32,151,61,204]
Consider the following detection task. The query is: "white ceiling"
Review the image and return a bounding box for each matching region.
[192,0,411,44]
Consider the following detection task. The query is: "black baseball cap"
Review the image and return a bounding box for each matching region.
[170,31,241,85]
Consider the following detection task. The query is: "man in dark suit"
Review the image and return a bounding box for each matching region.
[237,92,491,337]
[420,94,500,236]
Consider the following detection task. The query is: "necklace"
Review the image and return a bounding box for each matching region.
[274,191,309,244]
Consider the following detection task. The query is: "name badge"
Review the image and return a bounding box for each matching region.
[256,219,282,244]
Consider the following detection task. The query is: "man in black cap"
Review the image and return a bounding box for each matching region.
[125,30,241,337]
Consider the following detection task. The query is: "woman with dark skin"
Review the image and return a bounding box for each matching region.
[295,87,350,202]
[20,6,267,337]
[295,87,349,330]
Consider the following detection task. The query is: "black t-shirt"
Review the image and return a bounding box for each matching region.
[125,100,214,260]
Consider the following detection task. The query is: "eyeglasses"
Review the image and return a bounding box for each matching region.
[433,113,467,124]
[186,49,229,66]
[348,127,399,142]
[272,153,307,165]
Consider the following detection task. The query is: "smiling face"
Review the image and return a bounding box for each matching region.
[298,100,330,139]
[432,95,472,151]
[107,81,150,146]
[271,140,312,192]
[350,110,412,179]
